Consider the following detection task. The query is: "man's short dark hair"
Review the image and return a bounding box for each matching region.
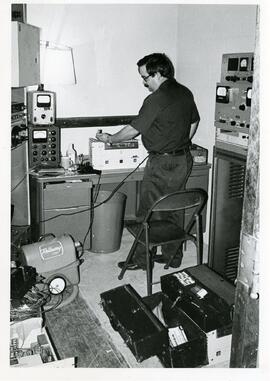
[137,53,175,79]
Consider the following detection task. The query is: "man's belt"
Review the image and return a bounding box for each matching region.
[149,146,190,156]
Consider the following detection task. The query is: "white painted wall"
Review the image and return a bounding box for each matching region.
[27,4,178,117]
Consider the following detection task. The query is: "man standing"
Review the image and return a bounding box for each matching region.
[96,53,200,270]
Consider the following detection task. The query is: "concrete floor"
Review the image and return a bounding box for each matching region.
[78,228,222,368]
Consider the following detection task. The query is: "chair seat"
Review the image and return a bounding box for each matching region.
[126,220,193,247]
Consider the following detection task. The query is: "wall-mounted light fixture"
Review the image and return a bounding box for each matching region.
[40,40,76,85]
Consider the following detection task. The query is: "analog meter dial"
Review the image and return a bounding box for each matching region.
[48,277,66,295]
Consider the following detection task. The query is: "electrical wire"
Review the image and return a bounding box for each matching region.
[10,285,51,322]
[93,155,149,208]
[12,156,144,313]
[13,156,149,261]
[93,172,102,204]
[39,154,149,224]
[80,171,102,256]
[81,202,94,257]
[36,155,148,260]
[42,291,64,312]
[80,155,149,253]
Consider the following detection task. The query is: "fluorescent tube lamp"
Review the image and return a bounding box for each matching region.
[40,40,76,85]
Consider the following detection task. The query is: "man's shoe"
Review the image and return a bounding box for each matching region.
[118,261,145,271]
[153,255,182,268]
[153,255,166,264]
[168,260,182,268]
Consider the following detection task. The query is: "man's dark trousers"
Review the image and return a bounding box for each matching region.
[132,150,193,268]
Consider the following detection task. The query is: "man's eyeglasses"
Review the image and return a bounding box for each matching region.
[141,74,152,82]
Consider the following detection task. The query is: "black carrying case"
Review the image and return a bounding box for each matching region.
[100,265,235,367]
[160,264,235,333]
[143,292,208,367]
[100,284,208,367]
[100,284,169,363]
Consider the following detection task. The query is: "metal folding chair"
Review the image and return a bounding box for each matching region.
[118,188,208,295]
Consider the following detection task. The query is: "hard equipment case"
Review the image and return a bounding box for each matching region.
[161,264,235,333]
[100,264,235,367]
[100,284,169,363]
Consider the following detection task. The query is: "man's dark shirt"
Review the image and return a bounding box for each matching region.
[130,78,200,153]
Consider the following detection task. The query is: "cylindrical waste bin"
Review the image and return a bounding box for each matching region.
[91,191,127,253]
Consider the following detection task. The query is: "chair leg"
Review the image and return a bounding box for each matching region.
[164,252,173,270]
[164,241,183,270]
[196,214,203,264]
[145,224,153,296]
[118,235,139,280]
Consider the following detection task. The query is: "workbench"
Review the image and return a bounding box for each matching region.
[29,164,211,249]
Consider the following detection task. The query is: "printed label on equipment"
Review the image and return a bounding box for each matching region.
[104,141,139,150]
[173,271,195,286]
[169,326,188,347]
[39,241,64,261]
[190,284,208,299]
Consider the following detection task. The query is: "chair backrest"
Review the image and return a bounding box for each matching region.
[144,188,208,225]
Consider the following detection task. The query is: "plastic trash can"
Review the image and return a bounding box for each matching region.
[91,191,127,253]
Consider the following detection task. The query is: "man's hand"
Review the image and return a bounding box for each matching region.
[95,132,112,143]
[95,125,139,144]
